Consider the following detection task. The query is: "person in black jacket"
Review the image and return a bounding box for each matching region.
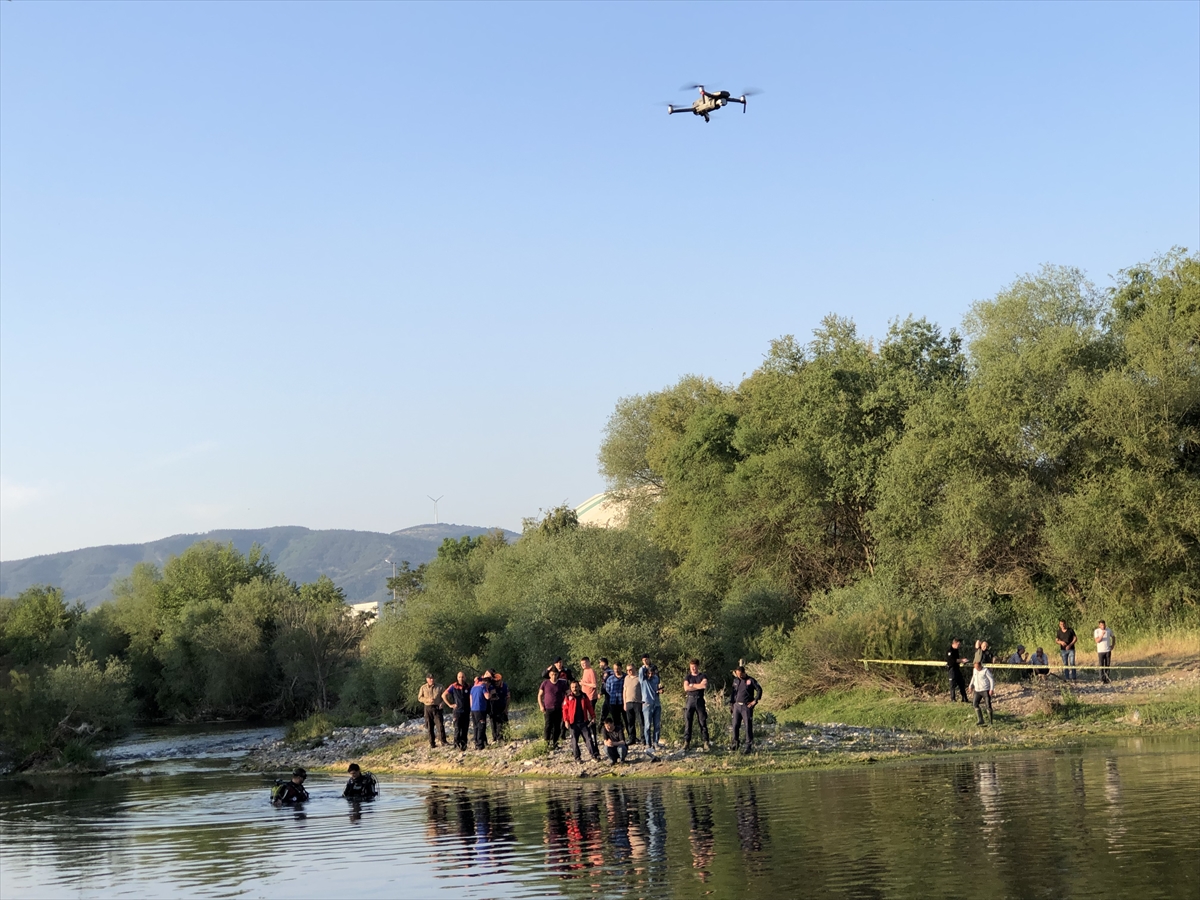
[273,768,309,805]
[946,638,968,702]
[729,665,763,754]
[343,763,377,799]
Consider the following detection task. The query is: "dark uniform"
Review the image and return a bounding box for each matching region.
[946,645,968,702]
[445,682,470,751]
[730,673,763,752]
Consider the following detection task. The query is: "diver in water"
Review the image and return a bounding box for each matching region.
[343,763,378,799]
[272,768,310,805]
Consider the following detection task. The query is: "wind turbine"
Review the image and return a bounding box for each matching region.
[427,495,444,525]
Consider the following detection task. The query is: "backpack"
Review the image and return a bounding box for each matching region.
[271,780,288,803]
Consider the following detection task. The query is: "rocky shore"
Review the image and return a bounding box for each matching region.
[244,714,984,779]
[243,668,1198,780]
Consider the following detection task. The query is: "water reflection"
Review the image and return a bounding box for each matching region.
[736,782,767,856]
[1,736,1196,900]
[1104,757,1126,847]
[686,784,715,882]
[977,761,1002,855]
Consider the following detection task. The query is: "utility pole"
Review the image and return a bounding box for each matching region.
[385,558,397,601]
[427,495,444,525]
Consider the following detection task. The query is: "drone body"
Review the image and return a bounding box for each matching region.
[668,85,757,122]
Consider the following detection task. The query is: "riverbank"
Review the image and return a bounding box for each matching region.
[244,662,1199,780]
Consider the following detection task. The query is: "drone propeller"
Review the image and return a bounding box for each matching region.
[740,88,763,97]
[680,83,705,92]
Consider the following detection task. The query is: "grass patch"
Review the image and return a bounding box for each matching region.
[512,741,551,762]
[779,688,983,734]
[285,712,334,745]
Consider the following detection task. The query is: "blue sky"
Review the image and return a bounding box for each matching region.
[2,1,1197,560]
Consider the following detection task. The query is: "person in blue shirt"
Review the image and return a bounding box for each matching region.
[469,677,491,749]
[604,665,626,732]
[638,661,662,751]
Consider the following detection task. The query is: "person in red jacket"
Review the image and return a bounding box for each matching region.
[561,680,600,762]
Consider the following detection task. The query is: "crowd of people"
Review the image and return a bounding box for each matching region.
[945,619,1117,725]
[416,656,763,762]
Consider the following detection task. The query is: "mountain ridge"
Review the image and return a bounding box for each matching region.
[0,524,519,609]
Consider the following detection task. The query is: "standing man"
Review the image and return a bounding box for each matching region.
[469,676,491,750]
[418,673,448,748]
[683,659,711,752]
[442,672,471,751]
[1094,620,1114,685]
[538,667,568,750]
[561,680,600,762]
[580,657,600,744]
[489,671,510,742]
[970,661,995,726]
[604,664,626,735]
[638,659,662,750]
[623,663,642,745]
[597,658,613,723]
[946,638,968,702]
[729,665,762,754]
[1056,620,1078,681]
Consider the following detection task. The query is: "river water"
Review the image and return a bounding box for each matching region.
[1,730,1196,899]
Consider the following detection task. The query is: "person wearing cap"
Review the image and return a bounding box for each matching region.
[418,673,448,748]
[1007,645,1030,681]
[273,768,309,805]
[552,657,573,683]
[343,763,378,799]
[729,664,763,753]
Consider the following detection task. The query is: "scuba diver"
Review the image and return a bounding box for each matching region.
[343,763,378,799]
[272,767,310,805]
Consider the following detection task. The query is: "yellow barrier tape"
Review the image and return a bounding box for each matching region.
[858,659,1182,670]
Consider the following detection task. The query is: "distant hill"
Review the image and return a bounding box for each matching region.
[0,524,520,609]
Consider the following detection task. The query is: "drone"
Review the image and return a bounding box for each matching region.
[668,84,760,123]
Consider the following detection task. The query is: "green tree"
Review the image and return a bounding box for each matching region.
[0,586,79,665]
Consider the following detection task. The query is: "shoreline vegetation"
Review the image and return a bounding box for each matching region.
[3,251,1198,776]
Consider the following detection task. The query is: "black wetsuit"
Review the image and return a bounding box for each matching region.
[275,781,309,804]
[343,774,377,799]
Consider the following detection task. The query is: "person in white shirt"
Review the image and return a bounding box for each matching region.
[1094,620,1114,684]
[970,662,994,726]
